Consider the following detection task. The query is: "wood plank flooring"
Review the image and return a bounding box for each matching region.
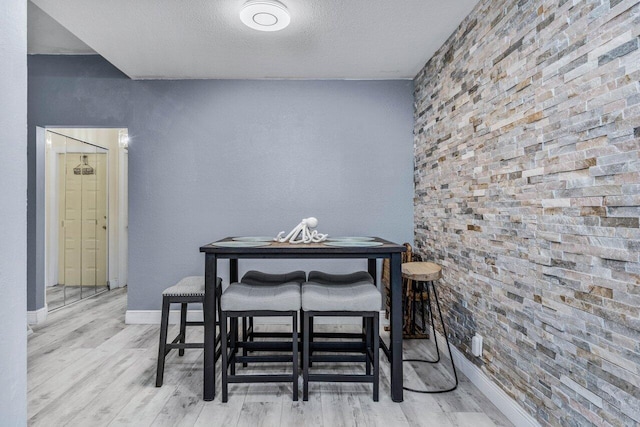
[28,288,513,426]
[46,284,109,311]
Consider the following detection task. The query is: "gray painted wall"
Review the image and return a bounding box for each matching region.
[1,0,28,423]
[28,55,414,311]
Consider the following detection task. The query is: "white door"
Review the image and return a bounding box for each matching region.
[58,153,108,291]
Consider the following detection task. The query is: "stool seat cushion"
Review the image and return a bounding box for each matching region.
[162,276,221,297]
[241,270,306,285]
[302,282,381,312]
[221,282,301,311]
[307,271,373,285]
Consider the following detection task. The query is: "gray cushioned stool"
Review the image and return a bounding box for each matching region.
[156,276,222,387]
[301,281,381,401]
[240,270,307,344]
[220,282,301,402]
[304,271,374,365]
[238,270,306,365]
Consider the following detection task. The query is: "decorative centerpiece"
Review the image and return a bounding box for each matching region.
[275,217,328,244]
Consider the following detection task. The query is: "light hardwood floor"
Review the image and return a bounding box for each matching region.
[46,284,109,311]
[28,288,513,426]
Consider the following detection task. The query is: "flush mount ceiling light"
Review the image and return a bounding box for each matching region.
[240,0,290,32]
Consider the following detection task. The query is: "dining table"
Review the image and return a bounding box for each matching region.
[199,236,406,402]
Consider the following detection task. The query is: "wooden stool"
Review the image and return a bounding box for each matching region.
[401,262,458,393]
[403,262,440,336]
[382,243,429,338]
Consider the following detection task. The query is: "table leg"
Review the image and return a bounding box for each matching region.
[367,258,378,338]
[367,258,377,283]
[229,258,241,358]
[230,258,238,283]
[390,252,403,402]
[204,253,217,401]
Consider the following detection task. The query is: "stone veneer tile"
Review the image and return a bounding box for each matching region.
[413,0,640,425]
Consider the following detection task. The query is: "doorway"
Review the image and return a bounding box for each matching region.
[45,128,128,310]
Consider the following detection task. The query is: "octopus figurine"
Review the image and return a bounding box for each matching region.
[275,217,328,244]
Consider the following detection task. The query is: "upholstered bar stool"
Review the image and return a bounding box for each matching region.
[220,282,301,402]
[237,270,306,365]
[307,271,374,343]
[240,270,306,340]
[301,281,380,401]
[156,276,222,387]
[401,262,458,393]
[303,271,374,364]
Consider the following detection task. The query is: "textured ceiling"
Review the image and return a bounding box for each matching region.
[29,0,479,80]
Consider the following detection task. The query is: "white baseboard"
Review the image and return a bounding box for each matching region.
[27,306,48,325]
[433,332,541,427]
[125,310,374,325]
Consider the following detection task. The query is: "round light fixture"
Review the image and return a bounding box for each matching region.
[240,0,290,32]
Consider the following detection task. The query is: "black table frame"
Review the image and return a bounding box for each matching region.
[200,237,406,402]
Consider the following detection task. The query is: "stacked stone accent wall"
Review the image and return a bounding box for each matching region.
[413,0,640,425]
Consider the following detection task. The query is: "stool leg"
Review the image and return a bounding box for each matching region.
[425,283,441,363]
[373,312,380,402]
[308,317,314,368]
[216,285,222,339]
[216,283,222,359]
[365,316,372,375]
[242,317,248,367]
[292,312,299,401]
[420,283,427,333]
[242,316,247,339]
[303,312,310,401]
[412,281,420,335]
[156,297,170,387]
[233,317,239,358]
[179,303,187,356]
[403,278,412,336]
[429,281,459,390]
[230,317,237,376]
[300,309,305,366]
[221,312,229,402]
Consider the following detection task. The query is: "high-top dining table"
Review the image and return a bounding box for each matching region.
[200,237,406,402]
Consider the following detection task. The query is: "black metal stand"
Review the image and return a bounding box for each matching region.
[403,280,458,393]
